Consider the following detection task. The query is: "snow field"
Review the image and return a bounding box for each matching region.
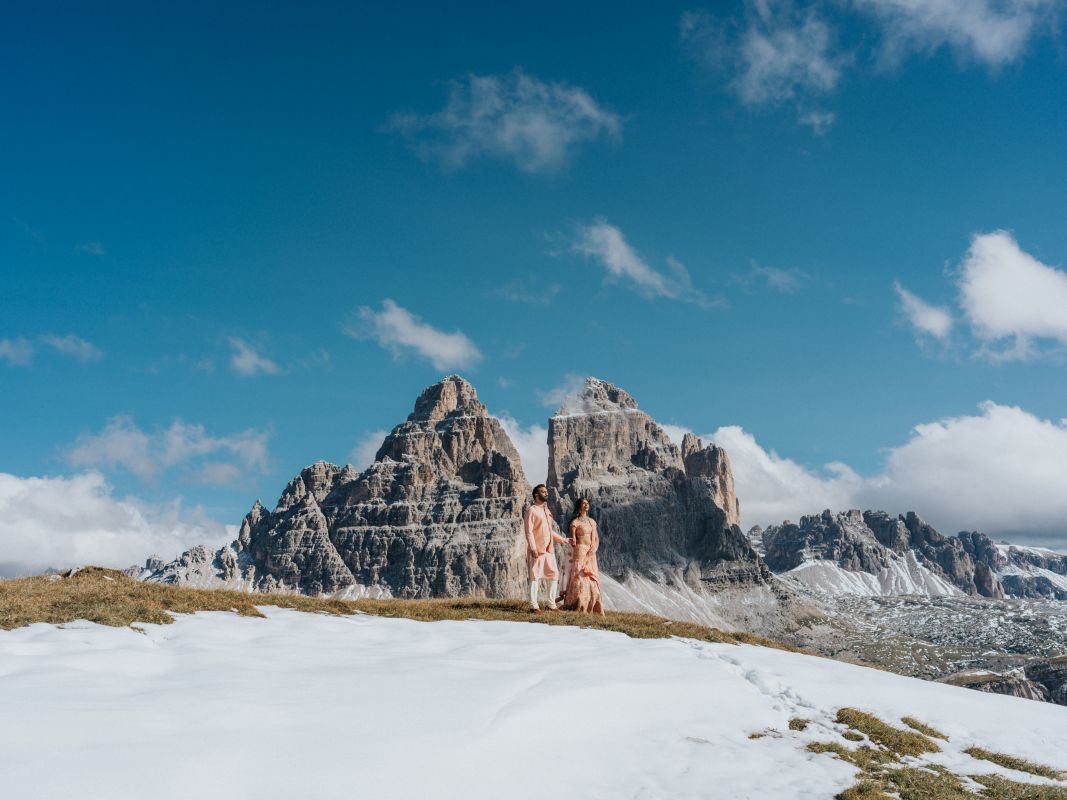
[1,609,1065,799]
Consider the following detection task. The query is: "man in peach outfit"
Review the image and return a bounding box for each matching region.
[524,484,569,614]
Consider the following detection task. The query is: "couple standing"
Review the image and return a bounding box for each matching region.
[523,484,604,616]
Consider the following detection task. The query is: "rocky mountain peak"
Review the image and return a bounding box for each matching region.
[554,377,640,417]
[409,375,485,423]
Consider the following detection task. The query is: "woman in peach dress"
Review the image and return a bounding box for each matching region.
[563,498,604,615]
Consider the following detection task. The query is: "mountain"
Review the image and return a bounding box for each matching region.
[138,376,529,599]
[760,509,1067,600]
[134,375,807,636]
[545,378,803,633]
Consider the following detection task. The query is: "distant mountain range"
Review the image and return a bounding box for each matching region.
[124,374,1067,706]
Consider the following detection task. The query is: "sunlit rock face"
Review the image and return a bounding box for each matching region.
[547,378,772,595]
[148,376,530,598]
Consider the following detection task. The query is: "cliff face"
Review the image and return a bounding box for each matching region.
[319,376,530,598]
[546,378,769,593]
[146,376,530,598]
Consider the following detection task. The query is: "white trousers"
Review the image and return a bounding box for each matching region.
[529,578,559,609]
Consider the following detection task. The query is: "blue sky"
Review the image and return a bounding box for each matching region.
[3,1,1067,571]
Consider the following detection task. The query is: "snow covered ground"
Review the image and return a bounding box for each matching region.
[781,551,963,597]
[2,609,1066,799]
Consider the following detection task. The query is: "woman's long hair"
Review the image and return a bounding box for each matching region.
[568,496,592,530]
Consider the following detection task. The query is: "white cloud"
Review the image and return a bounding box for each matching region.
[682,3,847,125]
[1,334,103,366]
[228,337,280,377]
[537,373,586,410]
[497,415,549,486]
[671,403,1067,548]
[573,220,715,306]
[347,299,482,371]
[41,334,103,363]
[858,402,1067,541]
[65,416,270,486]
[956,230,1067,360]
[75,241,105,256]
[348,430,388,470]
[666,423,863,529]
[738,263,809,293]
[0,337,35,366]
[387,69,621,173]
[894,281,953,339]
[0,471,235,577]
[853,0,1060,68]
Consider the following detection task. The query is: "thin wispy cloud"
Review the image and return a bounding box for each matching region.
[854,0,1061,68]
[572,219,717,307]
[682,0,1060,129]
[65,416,270,486]
[75,241,105,256]
[387,69,622,173]
[0,337,35,367]
[893,282,954,340]
[495,280,562,305]
[0,333,103,366]
[228,337,280,377]
[737,262,809,293]
[41,334,103,363]
[347,299,483,370]
[682,2,846,129]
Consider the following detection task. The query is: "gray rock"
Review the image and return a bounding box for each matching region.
[152,376,530,598]
[547,377,772,594]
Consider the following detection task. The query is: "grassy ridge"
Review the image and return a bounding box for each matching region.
[0,567,800,652]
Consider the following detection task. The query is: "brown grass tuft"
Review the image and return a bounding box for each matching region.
[789,717,810,731]
[901,716,949,741]
[835,708,941,757]
[965,748,1066,781]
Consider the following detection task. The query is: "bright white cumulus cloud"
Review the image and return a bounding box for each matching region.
[894,281,953,339]
[573,220,713,306]
[388,69,621,172]
[665,402,1067,548]
[65,417,270,486]
[348,299,482,371]
[957,230,1067,359]
[0,471,235,577]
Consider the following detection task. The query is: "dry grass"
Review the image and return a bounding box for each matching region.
[835,708,941,757]
[789,717,810,731]
[0,568,801,653]
[965,748,1066,781]
[901,716,949,741]
[802,710,1067,800]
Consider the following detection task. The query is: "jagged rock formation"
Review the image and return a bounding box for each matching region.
[996,544,1067,600]
[545,378,799,632]
[140,376,530,598]
[946,657,1067,706]
[762,509,1066,600]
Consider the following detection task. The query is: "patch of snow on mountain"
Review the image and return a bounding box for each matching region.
[2,610,1065,799]
[783,551,962,597]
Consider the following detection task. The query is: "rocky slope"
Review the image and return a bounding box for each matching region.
[761,509,1066,600]
[546,378,802,633]
[138,376,530,598]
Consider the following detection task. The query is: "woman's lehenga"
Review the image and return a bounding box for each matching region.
[564,518,605,615]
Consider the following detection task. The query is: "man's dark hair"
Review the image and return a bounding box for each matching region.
[532,484,546,499]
